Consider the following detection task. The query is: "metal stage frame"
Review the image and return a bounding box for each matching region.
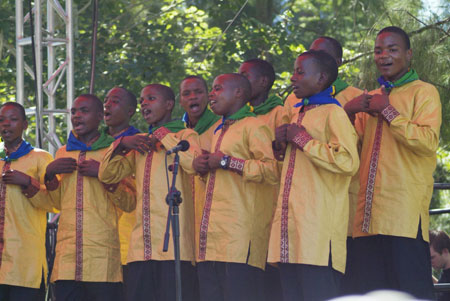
[15,0,74,155]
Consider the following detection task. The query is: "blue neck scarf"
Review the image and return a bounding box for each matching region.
[66,130,114,152]
[113,126,140,139]
[294,86,341,108]
[0,140,34,162]
[377,69,419,93]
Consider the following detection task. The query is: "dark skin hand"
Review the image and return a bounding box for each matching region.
[369,86,390,113]
[119,135,159,155]
[46,157,78,179]
[193,153,210,176]
[208,151,225,170]
[344,89,373,115]
[78,159,100,178]
[276,123,304,143]
[2,169,31,187]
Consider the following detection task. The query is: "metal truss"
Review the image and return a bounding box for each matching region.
[15,0,74,154]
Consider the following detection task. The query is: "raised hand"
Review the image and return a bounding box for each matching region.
[121,135,158,154]
[2,169,31,187]
[78,159,100,178]
[344,89,373,115]
[208,151,225,170]
[275,124,289,144]
[46,157,77,179]
[193,153,210,175]
[369,85,390,113]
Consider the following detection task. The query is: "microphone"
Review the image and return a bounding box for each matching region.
[166,140,190,155]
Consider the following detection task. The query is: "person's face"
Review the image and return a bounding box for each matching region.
[290,55,323,99]
[374,32,412,82]
[0,105,27,144]
[209,75,242,117]
[180,78,208,121]
[430,246,448,270]
[238,62,264,99]
[309,38,341,67]
[139,86,173,126]
[104,88,133,127]
[71,96,103,137]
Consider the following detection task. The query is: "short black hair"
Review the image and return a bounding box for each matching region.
[0,102,27,120]
[77,94,104,113]
[118,87,137,111]
[180,75,208,93]
[430,230,450,254]
[144,84,175,102]
[377,26,411,49]
[299,50,338,89]
[316,36,343,61]
[242,59,276,91]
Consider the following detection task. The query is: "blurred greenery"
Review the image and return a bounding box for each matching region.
[0,0,449,227]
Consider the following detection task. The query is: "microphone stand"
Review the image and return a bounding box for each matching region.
[163,152,182,301]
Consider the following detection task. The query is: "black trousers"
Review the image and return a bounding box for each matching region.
[55,280,123,301]
[279,263,342,301]
[352,226,434,299]
[340,236,357,295]
[126,260,198,301]
[197,261,264,301]
[0,282,45,301]
[263,263,284,301]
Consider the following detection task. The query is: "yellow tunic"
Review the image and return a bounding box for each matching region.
[285,86,363,236]
[117,176,137,265]
[0,148,53,288]
[268,104,359,274]
[192,119,221,258]
[353,80,441,240]
[48,146,129,283]
[197,117,279,270]
[99,128,200,263]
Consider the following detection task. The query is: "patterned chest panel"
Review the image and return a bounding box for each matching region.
[142,152,154,260]
[75,151,86,281]
[0,162,11,267]
[198,121,234,260]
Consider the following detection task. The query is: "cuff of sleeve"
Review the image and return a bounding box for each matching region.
[22,177,40,198]
[153,127,171,141]
[102,182,119,193]
[45,175,60,191]
[381,104,400,124]
[228,156,245,175]
[292,128,313,151]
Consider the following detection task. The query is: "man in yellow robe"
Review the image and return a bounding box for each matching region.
[193,73,279,301]
[0,102,54,300]
[238,59,289,301]
[99,84,201,301]
[179,75,220,260]
[103,86,140,296]
[44,95,134,301]
[268,51,359,301]
[348,26,440,299]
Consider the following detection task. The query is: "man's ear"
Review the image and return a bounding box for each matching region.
[406,48,413,65]
[260,76,270,91]
[166,99,175,111]
[317,71,329,88]
[23,120,29,131]
[127,106,135,118]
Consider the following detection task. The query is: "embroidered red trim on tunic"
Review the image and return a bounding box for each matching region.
[362,115,384,233]
[198,120,235,260]
[381,105,400,124]
[142,152,154,260]
[22,177,40,198]
[0,162,11,266]
[75,151,86,281]
[280,105,317,263]
[228,157,245,174]
[292,128,313,151]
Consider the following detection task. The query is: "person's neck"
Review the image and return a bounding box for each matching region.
[250,92,269,107]
[153,115,172,128]
[187,112,202,128]
[108,123,130,137]
[386,68,409,83]
[4,137,23,154]
[78,129,100,146]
